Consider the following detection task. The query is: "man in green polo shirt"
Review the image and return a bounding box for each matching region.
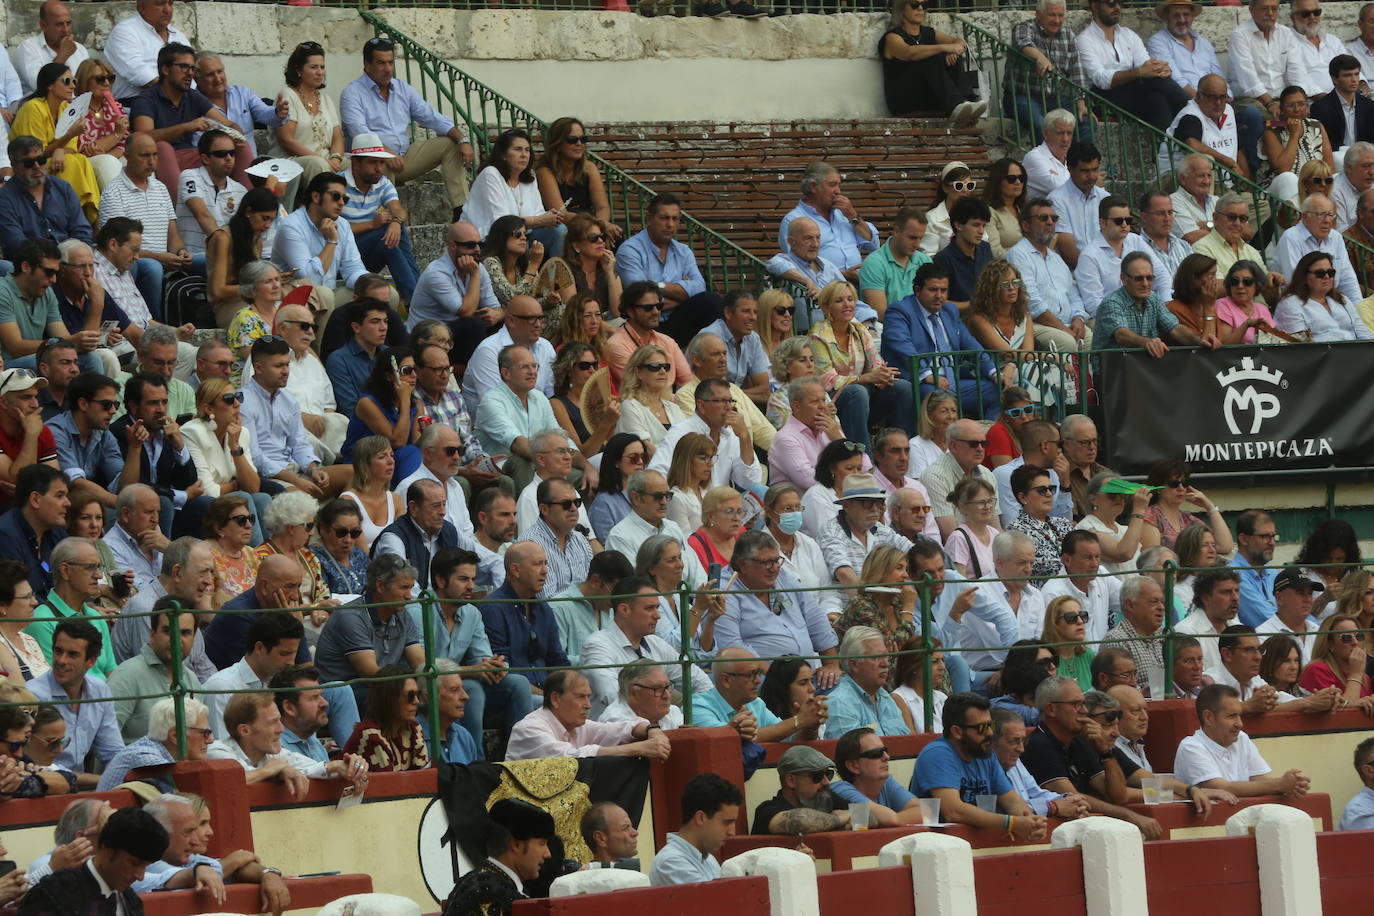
[27,536,117,678]
[107,599,202,742]
[858,207,931,322]
[0,239,81,370]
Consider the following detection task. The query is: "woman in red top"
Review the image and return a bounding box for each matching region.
[1298,614,1374,713]
[983,385,1035,469]
[345,664,431,772]
[689,486,744,572]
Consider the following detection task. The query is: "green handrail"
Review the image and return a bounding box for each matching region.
[359,10,784,296]
[955,14,1374,280]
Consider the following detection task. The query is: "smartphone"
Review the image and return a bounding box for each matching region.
[708,562,722,588]
[390,355,400,377]
[0,861,16,879]
[562,197,573,209]
[175,413,194,426]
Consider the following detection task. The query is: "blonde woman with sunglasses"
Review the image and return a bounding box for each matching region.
[182,377,270,545]
[616,344,686,455]
[1042,595,1095,690]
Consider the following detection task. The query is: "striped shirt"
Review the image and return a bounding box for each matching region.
[527,519,593,600]
[97,170,174,253]
[92,251,153,328]
[338,169,398,225]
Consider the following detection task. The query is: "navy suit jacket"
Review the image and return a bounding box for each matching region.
[1311,91,1374,149]
[879,296,995,384]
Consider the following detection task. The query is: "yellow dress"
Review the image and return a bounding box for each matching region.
[12,97,100,223]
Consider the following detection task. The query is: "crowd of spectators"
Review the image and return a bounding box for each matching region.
[0,0,1371,911]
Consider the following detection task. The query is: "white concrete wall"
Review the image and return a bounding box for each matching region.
[5,2,1372,125]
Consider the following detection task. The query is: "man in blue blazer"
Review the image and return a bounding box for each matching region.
[1312,55,1374,149]
[880,262,1002,419]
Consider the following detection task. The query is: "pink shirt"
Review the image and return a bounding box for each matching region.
[504,707,641,760]
[605,326,692,389]
[768,417,833,489]
[1214,296,1274,344]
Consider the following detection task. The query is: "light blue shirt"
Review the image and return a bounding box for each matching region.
[691,689,782,729]
[779,200,877,270]
[1005,759,1064,816]
[48,412,124,492]
[271,206,367,290]
[822,675,912,739]
[408,254,500,328]
[281,726,329,763]
[650,832,720,886]
[993,457,1072,528]
[1006,237,1085,323]
[240,374,318,477]
[407,601,493,667]
[712,569,839,663]
[102,523,162,594]
[615,230,706,298]
[462,325,556,418]
[1146,29,1224,94]
[28,670,124,771]
[1339,785,1374,830]
[703,317,770,387]
[133,853,221,893]
[832,775,914,811]
[763,253,877,324]
[419,715,483,764]
[474,384,558,458]
[932,569,1020,673]
[1046,181,1110,257]
[338,73,457,153]
[207,84,287,159]
[1274,222,1363,304]
[1235,558,1279,629]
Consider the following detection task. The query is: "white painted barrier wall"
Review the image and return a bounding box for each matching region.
[877,833,977,916]
[1226,804,1323,916]
[1050,818,1148,916]
[720,847,819,916]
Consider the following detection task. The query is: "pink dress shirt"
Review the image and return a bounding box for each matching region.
[504,707,642,760]
[768,417,833,489]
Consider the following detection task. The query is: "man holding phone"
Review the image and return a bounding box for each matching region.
[111,375,202,538]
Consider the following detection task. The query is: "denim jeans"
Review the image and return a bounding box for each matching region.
[355,224,420,303]
[528,224,567,260]
[834,379,916,452]
[460,672,536,748]
[1003,93,1095,145]
[132,258,164,323]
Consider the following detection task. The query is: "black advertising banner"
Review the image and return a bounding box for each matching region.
[1100,345,1374,475]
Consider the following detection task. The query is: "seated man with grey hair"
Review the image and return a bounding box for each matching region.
[779,162,878,284]
[1275,191,1366,304]
[953,531,1043,691]
[277,302,347,465]
[397,423,477,551]
[53,240,126,377]
[133,319,199,397]
[1022,108,1077,201]
[505,668,672,761]
[208,692,369,798]
[823,626,911,738]
[514,429,590,537]
[315,553,425,705]
[1101,575,1168,697]
[768,376,843,490]
[648,374,760,490]
[1332,140,1374,230]
[606,470,706,590]
[1191,192,1284,298]
[97,697,211,791]
[600,658,685,730]
[24,798,115,886]
[30,538,119,676]
[417,658,482,765]
[134,792,291,915]
[671,327,777,451]
[765,216,849,305]
[372,477,461,594]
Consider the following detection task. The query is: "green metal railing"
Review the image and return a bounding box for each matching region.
[361,11,783,297]
[215,0,1167,13]
[957,16,1374,280]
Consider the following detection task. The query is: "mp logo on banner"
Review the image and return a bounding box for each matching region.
[1215,357,1285,435]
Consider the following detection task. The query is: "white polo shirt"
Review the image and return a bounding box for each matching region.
[1173,727,1271,786]
[176,166,248,255]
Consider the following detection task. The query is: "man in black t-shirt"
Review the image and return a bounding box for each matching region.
[1021,676,1164,839]
[751,746,850,835]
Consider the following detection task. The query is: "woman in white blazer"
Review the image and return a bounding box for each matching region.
[182,377,272,546]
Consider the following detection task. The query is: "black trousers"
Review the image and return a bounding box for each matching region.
[1097,76,1188,133]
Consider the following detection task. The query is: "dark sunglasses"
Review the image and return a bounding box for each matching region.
[636,301,664,312]
[640,362,672,372]
[1166,478,1189,488]
[776,306,797,316]
[229,513,256,527]
[333,526,364,539]
[1004,173,1026,183]
[397,364,418,376]
[1310,268,1338,279]
[91,398,119,411]
[19,155,49,169]
[1059,611,1090,625]
[92,74,113,84]
[326,190,349,203]
[574,360,599,371]
[1107,216,1134,226]
[206,149,235,159]
[541,497,584,510]
[441,445,463,457]
[404,690,422,702]
[805,767,836,783]
[1309,176,1335,186]
[1227,276,1257,287]
[564,135,588,144]
[219,391,245,405]
[281,319,319,332]
[455,240,482,250]
[583,233,607,244]
[955,438,989,449]
[959,721,994,735]
[857,746,889,760]
[1339,632,1361,644]
[364,37,395,51]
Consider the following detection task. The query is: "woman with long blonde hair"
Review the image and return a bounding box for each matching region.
[616,344,686,454]
[666,432,715,534]
[833,545,918,656]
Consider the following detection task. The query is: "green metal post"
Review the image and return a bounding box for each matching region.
[1162,559,1177,697]
[680,580,694,727]
[420,589,442,762]
[918,573,935,734]
[168,599,189,759]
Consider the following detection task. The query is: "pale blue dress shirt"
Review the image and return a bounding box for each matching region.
[823,676,912,739]
[779,200,878,270]
[28,670,124,771]
[407,255,500,328]
[240,375,318,477]
[271,206,367,290]
[338,73,457,152]
[615,230,706,298]
[650,832,721,886]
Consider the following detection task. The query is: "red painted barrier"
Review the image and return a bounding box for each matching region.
[973,847,1087,916]
[140,873,373,916]
[515,875,771,915]
[0,790,137,829]
[1140,701,1374,771]
[1318,829,1374,909]
[650,726,742,847]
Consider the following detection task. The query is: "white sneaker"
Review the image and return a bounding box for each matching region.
[951,101,977,126]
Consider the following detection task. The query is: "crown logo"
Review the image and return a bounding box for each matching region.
[1215,357,1284,388]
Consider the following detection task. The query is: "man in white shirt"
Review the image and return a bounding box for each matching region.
[649,376,760,491]
[1158,74,1246,181]
[1174,568,1241,672]
[1274,193,1364,301]
[104,0,192,102]
[276,304,346,464]
[1331,142,1374,230]
[1347,4,1374,90]
[1170,154,1220,244]
[1074,196,1165,315]
[514,429,589,536]
[1255,567,1323,662]
[201,614,304,739]
[1228,0,1307,167]
[175,130,247,257]
[398,424,478,549]
[504,669,672,761]
[1289,0,1345,98]
[606,470,706,589]
[600,659,684,730]
[579,575,711,717]
[1172,684,1310,797]
[1047,141,1110,269]
[207,692,368,797]
[1076,0,1186,133]
[1205,625,1339,714]
[463,295,556,417]
[1022,109,1076,202]
[13,0,89,95]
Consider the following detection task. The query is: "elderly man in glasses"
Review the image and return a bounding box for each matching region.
[766,217,849,312]
[522,476,596,598]
[752,745,852,835]
[606,469,706,589]
[397,423,477,550]
[463,294,557,420]
[514,430,589,536]
[600,659,683,731]
[274,304,344,464]
[920,417,1000,541]
[1091,251,1212,357]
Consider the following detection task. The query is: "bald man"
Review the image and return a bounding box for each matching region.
[920,418,1001,540]
[408,220,502,366]
[765,216,849,302]
[275,303,347,464]
[1158,74,1247,179]
[478,541,569,695]
[203,554,312,669]
[693,648,806,742]
[14,1,90,96]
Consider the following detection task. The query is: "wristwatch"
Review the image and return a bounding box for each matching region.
[656,282,666,291]
[261,867,283,877]
[230,448,245,457]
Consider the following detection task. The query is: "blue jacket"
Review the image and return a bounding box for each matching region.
[880,296,995,384]
[477,583,569,688]
[0,175,91,260]
[0,509,65,601]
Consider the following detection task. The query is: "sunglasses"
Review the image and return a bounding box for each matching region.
[636,301,665,312]
[623,452,646,465]
[455,240,482,250]
[296,521,317,532]
[326,190,350,203]
[1025,485,1056,496]
[1339,632,1361,644]
[583,234,606,244]
[541,497,584,510]
[640,362,672,372]
[806,767,837,783]
[441,445,463,457]
[574,360,599,371]
[1127,274,1155,283]
[1227,276,1257,287]
[999,280,1023,291]
[509,229,528,239]
[644,490,674,502]
[1309,268,1338,279]
[92,74,113,84]
[1003,405,1037,419]
[333,526,364,539]
[857,746,889,759]
[397,364,418,376]
[364,37,395,50]
[564,135,588,144]
[281,319,319,332]
[19,155,49,169]
[1166,478,1189,488]
[229,513,256,527]
[1004,173,1026,183]
[91,398,119,411]
[776,306,796,316]
[219,391,245,405]
[1309,176,1335,186]
[1031,212,1059,223]
[955,438,989,448]
[1059,611,1090,624]
[948,179,977,192]
[1107,216,1134,226]
[206,149,235,159]
[959,721,994,735]
[404,690,423,702]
